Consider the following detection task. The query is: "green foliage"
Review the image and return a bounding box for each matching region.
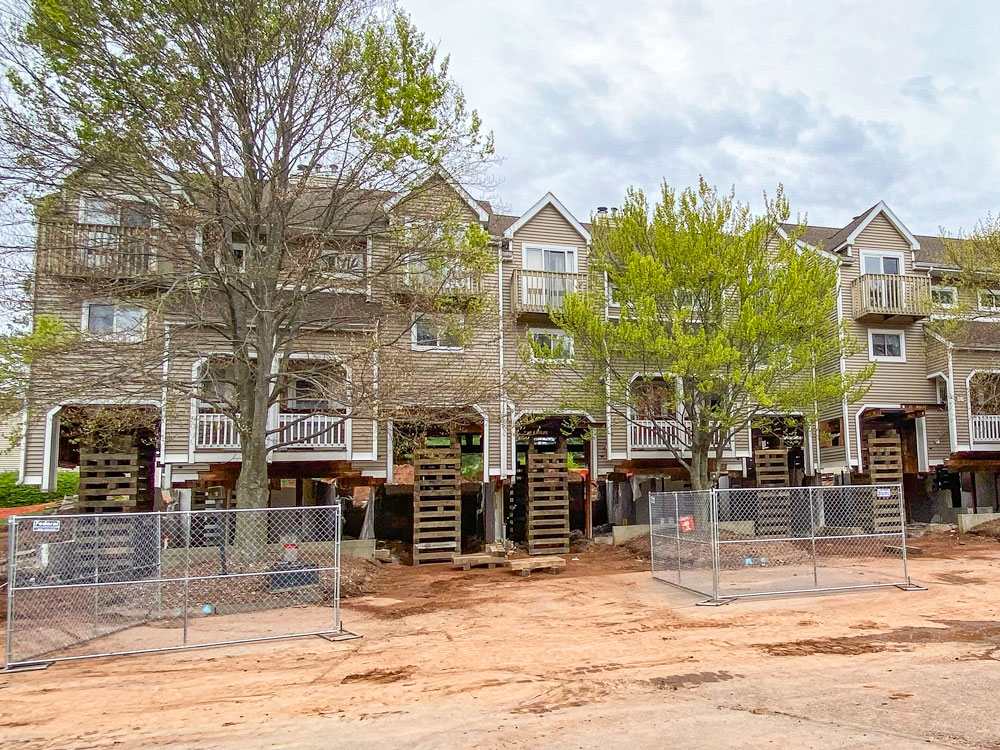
[552,178,871,488]
[0,471,79,508]
[0,316,76,421]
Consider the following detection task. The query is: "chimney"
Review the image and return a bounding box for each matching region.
[610,207,619,217]
[596,206,608,216]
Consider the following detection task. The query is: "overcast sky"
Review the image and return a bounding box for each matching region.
[406,0,997,236]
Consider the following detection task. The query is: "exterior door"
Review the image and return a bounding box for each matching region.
[523,246,576,308]
[862,254,902,309]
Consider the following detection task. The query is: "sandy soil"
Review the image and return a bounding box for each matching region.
[2,537,1000,749]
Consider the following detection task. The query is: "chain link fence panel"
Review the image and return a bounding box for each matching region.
[650,485,911,601]
[5,505,343,667]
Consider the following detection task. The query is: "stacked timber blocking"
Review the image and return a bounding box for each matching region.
[753,448,791,537]
[864,431,903,484]
[78,445,152,512]
[754,448,790,487]
[526,444,570,556]
[412,441,462,565]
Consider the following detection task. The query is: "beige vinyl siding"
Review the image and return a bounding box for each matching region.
[924,409,951,464]
[842,211,937,451]
[951,347,1000,449]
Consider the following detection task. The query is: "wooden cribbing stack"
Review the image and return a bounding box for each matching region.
[753,448,791,537]
[526,444,570,556]
[412,440,462,565]
[77,446,152,513]
[864,431,903,531]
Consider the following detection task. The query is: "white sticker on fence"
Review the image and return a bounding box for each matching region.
[877,487,892,498]
[31,519,61,532]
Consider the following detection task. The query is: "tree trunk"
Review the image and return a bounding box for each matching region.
[689,432,713,491]
[234,369,272,555]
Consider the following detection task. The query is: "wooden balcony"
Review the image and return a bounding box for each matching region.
[851,273,931,322]
[631,418,690,450]
[39,222,156,277]
[510,269,586,315]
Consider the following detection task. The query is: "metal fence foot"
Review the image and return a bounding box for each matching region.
[1,661,52,673]
[895,583,927,592]
[696,598,734,607]
[316,630,363,642]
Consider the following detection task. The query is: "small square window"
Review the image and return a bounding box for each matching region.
[932,286,957,308]
[529,330,573,362]
[979,289,1000,312]
[86,304,116,333]
[869,330,904,361]
[411,316,463,351]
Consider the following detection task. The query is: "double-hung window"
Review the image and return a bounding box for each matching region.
[860,251,904,310]
[979,289,1000,312]
[932,286,957,309]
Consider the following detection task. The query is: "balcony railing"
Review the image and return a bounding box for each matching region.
[631,418,690,450]
[196,412,240,450]
[276,413,346,448]
[972,414,1000,443]
[510,269,586,314]
[40,222,155,276]
[851,273,931,322]
[195,412,347,450]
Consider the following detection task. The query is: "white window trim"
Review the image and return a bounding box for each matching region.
[867,328,906,363]
[410,314,464,352]
[858,249,905,276]
[979,288,1000,312]
[931,285,958,309]
[528,327,574,364]
[81,301,148,342]
[521,243,578,273]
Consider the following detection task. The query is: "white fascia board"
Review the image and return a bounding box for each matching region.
[831,201,920,253]
[503,192,591,243]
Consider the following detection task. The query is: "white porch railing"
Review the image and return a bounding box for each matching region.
[196,412,240,449]
[972,414,1000,443]
[195,412,348,450]
[277,413,346,448]
[631,418,690,449]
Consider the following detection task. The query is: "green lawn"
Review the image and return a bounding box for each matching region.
[0,471,78,508]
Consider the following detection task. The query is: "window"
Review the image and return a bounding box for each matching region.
[936,378,949,406]
[861,252,903,275]
[522,244,578,309]
[83,303,147,341]
[411,315,463,351]
[79,197,150,227]
[932,285,957,309]
[529,329,573,363]
[979,289,1000,312]
[634,379,674,420]
[868,329,905,362]
[321,238,367,279]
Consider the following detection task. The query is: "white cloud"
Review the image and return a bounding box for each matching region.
[405,0,1000,234]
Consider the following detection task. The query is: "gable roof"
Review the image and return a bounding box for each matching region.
[383,168,490,223]
[503,192,591,242]
[825,201,920,252]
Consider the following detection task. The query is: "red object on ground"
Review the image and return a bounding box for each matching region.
[0,502,60,521]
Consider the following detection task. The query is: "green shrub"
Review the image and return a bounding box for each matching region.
[0,471,79,508]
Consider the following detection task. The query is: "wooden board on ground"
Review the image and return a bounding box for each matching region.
[508,555,566,577]
[452,553,508,571]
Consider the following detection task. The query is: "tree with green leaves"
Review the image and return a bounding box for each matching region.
[1,0,496,511]
[548,179,871,490]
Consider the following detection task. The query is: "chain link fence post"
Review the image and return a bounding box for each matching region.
[808,486,819,587]
[897,482,910,585]
[710,489,720,601]
[334,501,342,633]
[6,516,17,667]
[182,510,191,647]
[673,491,681,584]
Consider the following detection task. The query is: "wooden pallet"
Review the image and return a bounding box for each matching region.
[754,448,789,487]
[866,432,903,484]
[452,553,508,570]
[78,450,152,512]
[191,485,232,511]
[412,443,462,565]
[509,555,566,577]
[526,449,570,556]
[755,490,792,537]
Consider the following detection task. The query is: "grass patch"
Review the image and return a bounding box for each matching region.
[0,470,78,508]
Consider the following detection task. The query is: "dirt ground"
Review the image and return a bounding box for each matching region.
[3,535,1000,749]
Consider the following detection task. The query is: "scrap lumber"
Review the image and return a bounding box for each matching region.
[451,553,508,571]
[508,555,566,577]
